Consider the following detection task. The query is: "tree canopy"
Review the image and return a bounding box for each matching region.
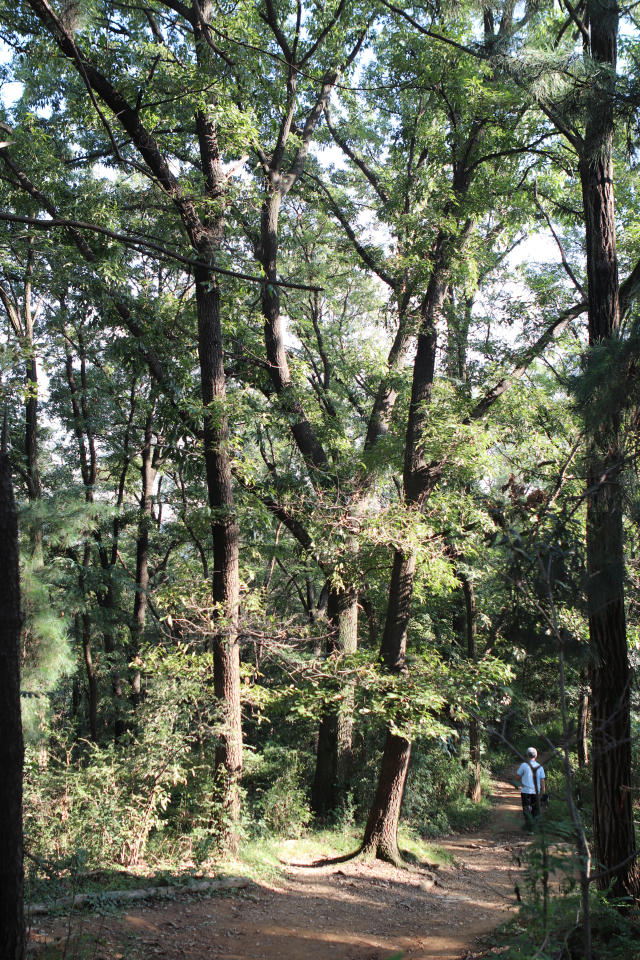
[1,0,640,956]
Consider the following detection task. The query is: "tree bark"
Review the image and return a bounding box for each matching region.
[24,353,41,504]
[82,609,98,743]
[379,549,417,671]
[131,405,157,709]
[361,595,379,647]
[196,268,242,825]
[360,728,412,864]
[311,587,358,816]
[581,0,640,901]
[363,300,411,452]
[78,541,98,743]
[403,275,445,504]
[0,451,26,960]
[312,712,338,817]
[336,594,358,785]
[24,239,41,508]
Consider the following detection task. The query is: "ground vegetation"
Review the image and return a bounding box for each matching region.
[0,1,640,957]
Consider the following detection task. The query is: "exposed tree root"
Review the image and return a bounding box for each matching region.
[280,846,364,868]
[281,843,434,871]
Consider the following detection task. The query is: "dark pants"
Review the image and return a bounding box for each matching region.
[522,793,540,825]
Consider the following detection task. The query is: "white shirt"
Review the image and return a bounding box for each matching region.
[517,761,545,794]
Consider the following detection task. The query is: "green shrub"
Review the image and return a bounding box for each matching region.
[402,740,492,836]
[23,647,228,869]
[255,752,311,839]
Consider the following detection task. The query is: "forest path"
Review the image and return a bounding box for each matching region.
[28,779,528,960]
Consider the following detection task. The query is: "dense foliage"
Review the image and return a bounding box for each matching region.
[1,0,640,956]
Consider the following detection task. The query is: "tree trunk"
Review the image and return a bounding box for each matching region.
[24,354,41,504]
[363,301,410,452]
[361,596,378,647]
[577,664,590,768]
[195,268,242,827]
[187,15,243,828]
[23,240,42,509]
[311,588,358,816]
[312,713,338,817]
[581,0,640,901]
[82,610,98,743]
[360,729,411,864]
[359,269,444,859]
[587,487,637,896]
[24,254,43,565]
[359,551,415,859]
[0,451,26,960]
[259,191,329,472]
[76,540,99,743]
[379,549,417,670]
[131,406,157,710]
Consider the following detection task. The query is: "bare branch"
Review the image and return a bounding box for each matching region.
[534,181,585,296]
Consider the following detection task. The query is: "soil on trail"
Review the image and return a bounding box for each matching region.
[28,780,529,960]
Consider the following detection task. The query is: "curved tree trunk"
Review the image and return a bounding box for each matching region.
[0,450,25,960]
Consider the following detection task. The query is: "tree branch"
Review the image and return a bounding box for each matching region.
[323,105,390,203]
[467,299,587,423]
[561,0,590,45]
[0,212,324,291]
[534,182,585,297]
[304,173,397,289]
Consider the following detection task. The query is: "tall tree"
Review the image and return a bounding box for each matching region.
[580,0,640,899]
[0,436,25,960]
[20,0,244,817]
[319,5,537,861]
[0,225,43,507]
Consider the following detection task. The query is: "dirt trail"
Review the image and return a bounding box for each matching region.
[28,780,529,960]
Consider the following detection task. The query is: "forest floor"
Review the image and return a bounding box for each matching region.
[27,779,530,960]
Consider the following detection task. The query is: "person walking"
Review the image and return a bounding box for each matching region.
[516,747,545,831]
